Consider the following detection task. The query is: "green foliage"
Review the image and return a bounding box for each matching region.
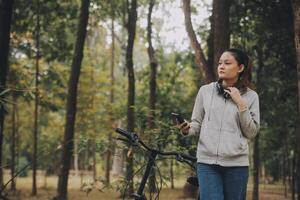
[2,0,298,194]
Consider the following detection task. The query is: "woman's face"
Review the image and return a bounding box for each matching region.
[217,52,244,81]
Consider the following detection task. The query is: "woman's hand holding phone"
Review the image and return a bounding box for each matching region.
[176,121,191,135]
[171,112,191,135]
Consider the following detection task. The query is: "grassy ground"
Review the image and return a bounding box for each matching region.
[3,174,294,200]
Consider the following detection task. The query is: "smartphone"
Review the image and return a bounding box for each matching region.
[171,112,185,124]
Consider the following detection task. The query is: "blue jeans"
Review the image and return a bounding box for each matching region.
[197,163,248,200]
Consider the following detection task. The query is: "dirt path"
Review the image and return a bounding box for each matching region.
[5,188,292,200]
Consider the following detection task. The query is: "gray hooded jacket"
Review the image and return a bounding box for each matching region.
[187,82,260,166]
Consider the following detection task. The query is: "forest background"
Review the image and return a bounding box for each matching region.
[1,0,300,199]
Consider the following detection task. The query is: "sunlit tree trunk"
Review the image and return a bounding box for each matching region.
[111,1,128,177]
[55,0,90,199]
[105,0,116,184]
[0,0,14,189]
[111,1,127,179]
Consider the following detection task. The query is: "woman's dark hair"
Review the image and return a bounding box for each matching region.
[223,48,254,94]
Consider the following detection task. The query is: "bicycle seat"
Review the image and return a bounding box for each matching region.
[187,176,199,187]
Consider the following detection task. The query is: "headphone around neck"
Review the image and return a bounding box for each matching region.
[216,80,231,99]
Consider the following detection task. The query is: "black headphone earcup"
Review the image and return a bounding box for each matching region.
[223,91,230,99]
[216,81,230,99]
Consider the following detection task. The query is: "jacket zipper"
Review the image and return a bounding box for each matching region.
[215,98,227,164]
[208,84,215,121]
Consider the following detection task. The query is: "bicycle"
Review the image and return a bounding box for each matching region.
[115,128,199,200]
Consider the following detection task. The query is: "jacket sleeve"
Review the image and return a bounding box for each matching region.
[238,92,260,139]
[184,86,205,136]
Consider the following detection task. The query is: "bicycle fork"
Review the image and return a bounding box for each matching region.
[131,151,158,200]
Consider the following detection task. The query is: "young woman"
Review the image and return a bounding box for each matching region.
[178,48,260,200]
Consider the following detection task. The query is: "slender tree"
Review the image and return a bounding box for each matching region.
[55,0,90,199]
[125,0,137,195]
[10,94,16,191]
[292,0,300,199]
[252,46,263,200]
[111,0,127,177]
[32,0,40,195]
[182,0,211,82]
[147,0,158,193]
[0,0,14,188]
[105,0,116,184]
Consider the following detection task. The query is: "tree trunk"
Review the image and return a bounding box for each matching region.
[292,0,300,199]
[170,159,174,189]
[211,0,230,74]
[85,140,90,171]
[92,140,96,182]
[183,0,230,83]
[292,152,296,200]
[74,139,79,176]
[283,133,290,198]
[147,0,158,193]
[105,0,116,184]
[111,140,124,177]
[147,0,157,130]
[55,0,90,199]
[10,94,16,191]
[0,0,14,189]
[124,0,137,195]
[252,45,263,200]
[284,138,288,197]
[32,0,40,195]
[111,1,127,178]
[15,100,19,188]
[182,0,215,83]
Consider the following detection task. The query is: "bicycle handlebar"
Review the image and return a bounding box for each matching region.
[115,128,197,162]
[115,128,198,199]
[116,128,136,140]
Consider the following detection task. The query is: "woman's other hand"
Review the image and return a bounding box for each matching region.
[224,87,247,111]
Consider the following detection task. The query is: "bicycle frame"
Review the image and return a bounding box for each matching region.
[115,128,197,200]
